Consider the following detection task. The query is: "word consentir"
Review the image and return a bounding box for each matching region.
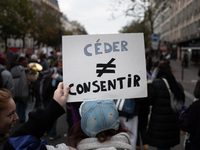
[69,74,141,95]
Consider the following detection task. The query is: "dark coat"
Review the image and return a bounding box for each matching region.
[178,100,200,150]
[146,78,180,148]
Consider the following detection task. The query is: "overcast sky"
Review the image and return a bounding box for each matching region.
[57,0,134,35]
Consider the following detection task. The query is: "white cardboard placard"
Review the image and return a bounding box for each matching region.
[62,33,147,102]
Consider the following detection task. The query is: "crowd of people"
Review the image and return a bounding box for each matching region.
[0,50,199,150]
[0,50,65,141]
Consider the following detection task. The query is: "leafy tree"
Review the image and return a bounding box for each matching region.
[0,0,62,51]
[15,0,35,48]
[120,20,151,48]
[30,2,61,49]
[0,0,35,50]
[110,0,170,34]
[63,30,73,36]
[0,0,19,50]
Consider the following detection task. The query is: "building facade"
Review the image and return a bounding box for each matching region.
[61,15,73,32]
[169,0,200,62]
[153,0,200,62]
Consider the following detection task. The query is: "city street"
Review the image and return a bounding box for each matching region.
[1,1,200,150]
[9,59,200,150]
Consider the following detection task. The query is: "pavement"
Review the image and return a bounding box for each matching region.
[8,59,200,150]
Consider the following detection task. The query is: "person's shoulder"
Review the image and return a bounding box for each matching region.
[46,143,76,150]
[188,100,200,112]
[192,99,200,105]
[151,78,163,86]
[1,69,12,76]
[114,132,130,139]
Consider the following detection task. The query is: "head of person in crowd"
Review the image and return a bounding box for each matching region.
[155,60,172,79]
[0,89,19,135]
[153,61,159,69]
[31,54,38,60]
[194,79,200,99]
[157,60,171,72]
[67,100,129,148]
[52,60,62,71]
[40,53,47,61]
[56,52,61,60]
[18,56,28,68]
[9,52,19,70]
[28,54,38,63]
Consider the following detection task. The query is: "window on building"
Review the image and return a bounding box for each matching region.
[196,21,199,34]
[181,28,184,37]
[193,0,196,15]
[177,12,179,25]
[199,20,200,29]
[192,23,195,35]
[184,8,186,21]
[198,0,200,12]
[174,14,177,26]
[179,11,182,23]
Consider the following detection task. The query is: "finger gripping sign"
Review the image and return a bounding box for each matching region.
[62,33,147,102]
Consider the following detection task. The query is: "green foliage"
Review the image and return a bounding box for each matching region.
[63,30,73,36]
[0,0,62,49]
[31,2,61,48]
[111,0,170,34]
[120,20,151,48]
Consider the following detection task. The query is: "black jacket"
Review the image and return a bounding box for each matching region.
[146,78,180,148]
[178,100,200,150]
[3,99,65,150]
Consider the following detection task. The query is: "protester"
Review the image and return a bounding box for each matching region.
[25,62,42,122]
[136,72,150,150]
[3,82,132,150]
[46,60,63,140]
[10,54,29,122]
[40,53,50,71]
[0,89,19,148]
[116,99,138,150]
[0,56,15,96]
[178,79,200,150]
[145,60,185,150]
[182,53,189,68]
[136,100,149,150]
[51,60,82,138]
[48,51,57,66]
[66,102,82,136]
[146,54,152,75]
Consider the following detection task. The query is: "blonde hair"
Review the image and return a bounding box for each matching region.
[0,89,12,112]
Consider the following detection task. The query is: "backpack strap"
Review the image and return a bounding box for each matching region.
[162,78,172,94]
